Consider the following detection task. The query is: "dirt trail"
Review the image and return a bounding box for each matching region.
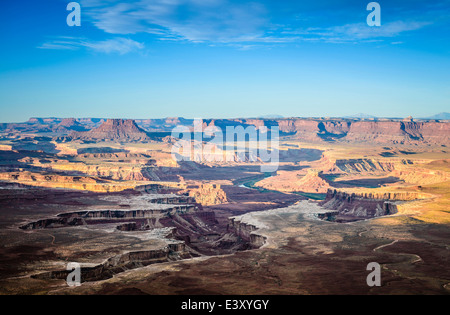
[373,239,398,252]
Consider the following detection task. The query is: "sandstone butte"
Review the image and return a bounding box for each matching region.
[70,119,152,142]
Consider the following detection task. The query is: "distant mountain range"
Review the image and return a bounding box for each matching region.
[258,114,284,119]
[343,113,450,120]
[426,112,450,120]
[344,113,377,119]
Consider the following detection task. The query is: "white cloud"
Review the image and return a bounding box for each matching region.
[74,1,434,46]
[82,38,145,54]
[38,37,145,54]
[283,21,431,44]
[80,0,269,42]
[329,21,431,40]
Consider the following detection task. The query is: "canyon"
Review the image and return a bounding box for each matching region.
[0,116,448,295]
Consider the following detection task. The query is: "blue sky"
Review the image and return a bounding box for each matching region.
[0,0,449,122]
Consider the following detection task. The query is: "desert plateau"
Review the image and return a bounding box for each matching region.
[1,0,450,300]
[0,116,448,295]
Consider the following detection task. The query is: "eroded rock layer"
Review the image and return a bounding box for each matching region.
[319,189,400,222]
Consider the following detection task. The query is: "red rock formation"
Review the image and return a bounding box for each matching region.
[14,117,450,145]
[255,169,331,193]
[248,118,449,145]
[58,118,81,127]
[319,189,400,222]
[196,118,449,145]
[344,121,449,144]
[227,217,266,248]
[294,170,331,193]
[54,118,87,132]
[187,184,228,205]
[71,119,151,142]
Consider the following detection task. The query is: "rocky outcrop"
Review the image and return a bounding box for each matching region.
[323,189,429,202]
[53,118,87,132]
[390,167,450,185]
[319,189,401,222]
[32,244,188,283]
[220,118,450,145]
[70,119,152,142]
[255,169,331,194]
[76,152,154,161]
[293,170,331,193]
[334,158,413,174]
[116,218,166,231]
[227,218,267,248]
[116,222,140,231]
[0,171,95,184]
[285,119,450,145]
[20,205,200,230]
[212,118,450,145]
[187,184,228,205]
[313,155,414,175]
[51,164,156,181]
[0,170,138,192]
[20,217,86,230]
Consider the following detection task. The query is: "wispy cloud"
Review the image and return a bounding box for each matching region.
[38,37,145,54]
[284,21,432,44]
[80,0,268,43]
[72,0,438,47]
[82,38,144,54]
[330,21,431,41]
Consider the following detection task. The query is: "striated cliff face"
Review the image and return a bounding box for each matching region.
[291,119,449,144]
[223,118,449,145]
[0,171,96,184]
[32,244,189,283]
[334,158,413,174]
[205,118,450,145]
[324,188,429,201]
[51,164,157,181]
[227,217,267,248]
[0,171,139,192]
[20,205,201,230]
[319,189,401,222]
